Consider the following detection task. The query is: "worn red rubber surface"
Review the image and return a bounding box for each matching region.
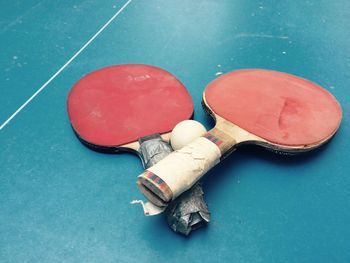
[205,69,342,146]
[68,64,193,147]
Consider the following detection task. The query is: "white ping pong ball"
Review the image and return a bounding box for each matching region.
[170,120,207,150]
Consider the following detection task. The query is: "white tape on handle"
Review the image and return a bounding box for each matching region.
[147,137,221,198]
[130,200,165,216]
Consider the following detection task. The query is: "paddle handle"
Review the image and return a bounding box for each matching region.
[137,128,236,206]
[138,134,172,169]
[137,133,211,235]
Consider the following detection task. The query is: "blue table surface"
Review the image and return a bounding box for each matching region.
[1,1,349,262]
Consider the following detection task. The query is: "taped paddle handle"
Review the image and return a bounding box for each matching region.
[137,128,236,206]
[138,134,172,169]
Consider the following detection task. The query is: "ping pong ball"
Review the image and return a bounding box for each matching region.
[170,120,207,150]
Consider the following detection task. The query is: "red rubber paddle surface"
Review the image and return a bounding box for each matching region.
[67,64,193,147]
[205,69,342,146]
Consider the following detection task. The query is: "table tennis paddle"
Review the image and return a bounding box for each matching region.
[137,69,342,207]
[67,64,210,233]
[67,64,193,157]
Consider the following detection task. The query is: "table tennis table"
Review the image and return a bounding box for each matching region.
[1,1,349,262]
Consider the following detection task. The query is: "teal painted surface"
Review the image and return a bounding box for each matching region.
[1,1,349,262]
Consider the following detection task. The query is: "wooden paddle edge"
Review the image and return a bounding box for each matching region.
[71,126,172,154]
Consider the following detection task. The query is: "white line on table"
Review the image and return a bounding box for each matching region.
[0,0,133,131]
